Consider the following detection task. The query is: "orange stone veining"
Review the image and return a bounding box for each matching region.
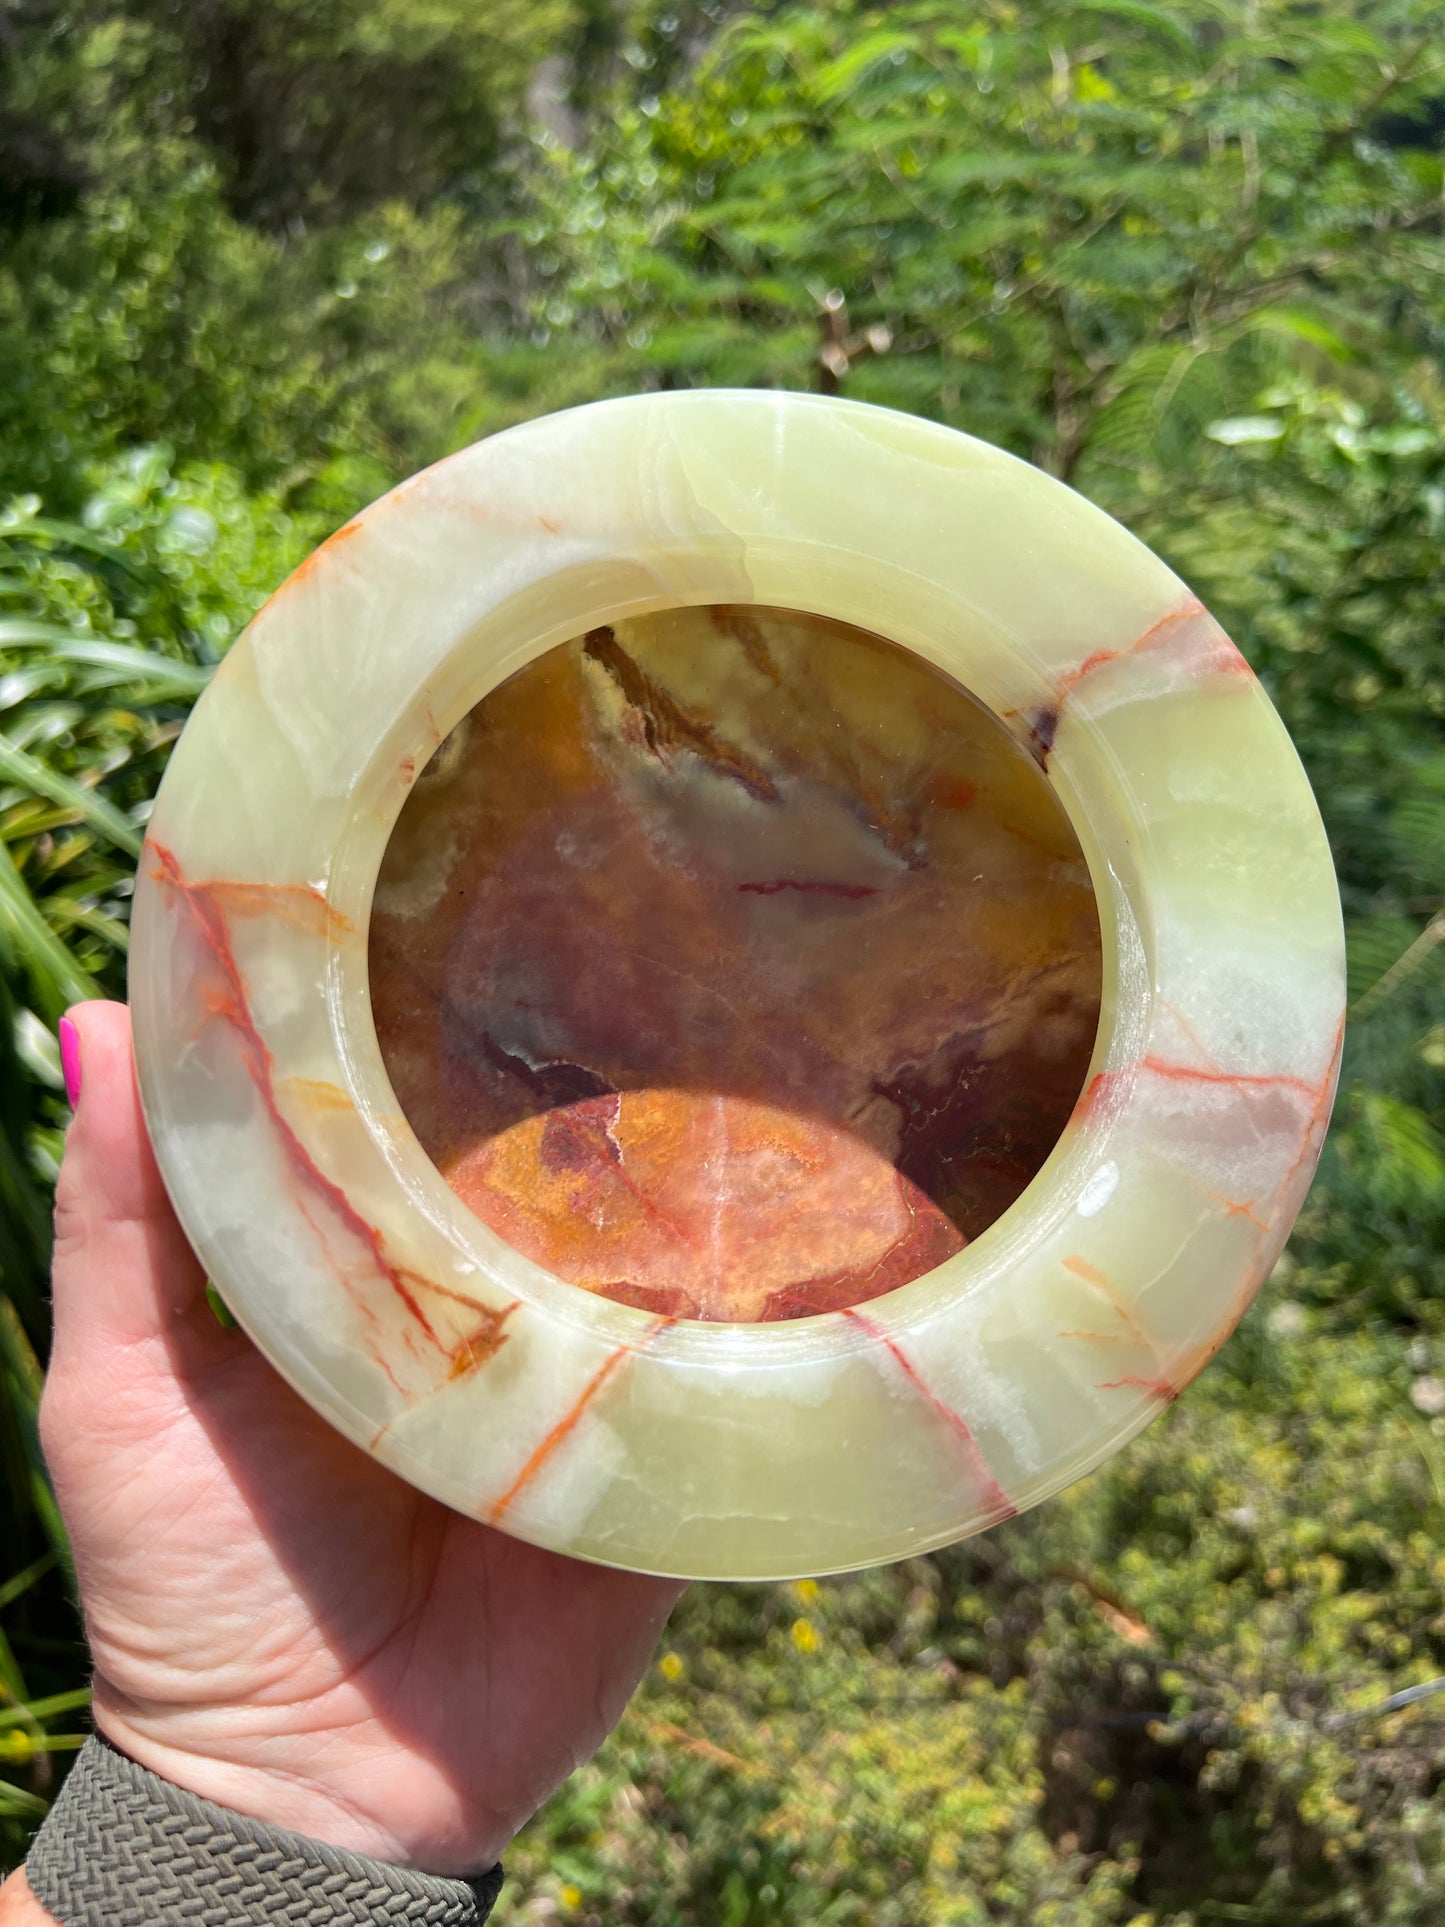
[370,605,1103,1322]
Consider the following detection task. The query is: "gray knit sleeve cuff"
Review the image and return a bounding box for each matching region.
[26,1734,503,1926]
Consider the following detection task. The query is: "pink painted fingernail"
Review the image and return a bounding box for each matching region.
[59,1017,81,1108]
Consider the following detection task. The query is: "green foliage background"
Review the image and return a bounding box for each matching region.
[1,1,1443,1919]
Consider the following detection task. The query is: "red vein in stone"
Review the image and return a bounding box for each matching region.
[1273,1015,1346,1207]
[487,1317,675,1525]
[1012,598,1249,766]
[1056,600,1207,698]
[1220,1195,1269,1231]
[1070,1068,1123,1127]
[1137,1056,1318,1100]
[1059,1254,1179,1400]
[541,1102,699,1251]
[198,878,353,938]
[447,1302,519,1381]
[1108,1256,1270,1408]
[149,841,445,1351]
[1075,1022,1342,1242]
[281,1183,409,1396]
[1079,1051,1322,1121]
[1061,1255,1159,1356]
[737,879,881,900]
[1082,1027,1342,1403]
[1159,999,1227,1074]
[276,518,364,598]
[843,1308,1015,1521]
[283,1076,355,1113]
[1098,1372,1179,1404]
[398,1268,516,1317]
[1059,646,1123,691]
[1066,1022,1343,1403]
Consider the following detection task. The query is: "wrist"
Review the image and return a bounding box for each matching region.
[21,1737,503,1927]
[89,1688,509,1877]
[90,1713,403,1864]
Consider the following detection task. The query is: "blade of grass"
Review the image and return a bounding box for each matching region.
[0,1151,47,1262]
[0,1781,48,1819]
[1,636,210,700]
[0,1626,27,1705]
[0,517,161,580]
[0,1556,54,1617]
[0,1298,41,1408]
[0,1301,71,1579]
[0,979,54,1338]
[0,735,142,859]
[13,1009,62,1090]
[0,1179,48,1333]
[0,1367,37,1553]
[0,622,83,649]
[41,902,130,954]
[0,841,98,1019]
[0,1690,91,1732]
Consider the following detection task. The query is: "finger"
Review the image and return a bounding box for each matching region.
[50,1000,215,1362]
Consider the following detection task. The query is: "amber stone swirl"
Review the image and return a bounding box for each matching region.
[369,606,1103,1326]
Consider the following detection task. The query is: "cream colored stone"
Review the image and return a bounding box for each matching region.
[129,392,1344,1579]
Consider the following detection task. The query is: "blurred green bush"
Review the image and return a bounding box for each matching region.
[2,2,1443,1919]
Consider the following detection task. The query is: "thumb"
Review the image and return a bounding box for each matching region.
[49,1000,214,1366]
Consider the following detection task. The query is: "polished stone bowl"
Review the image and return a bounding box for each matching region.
[129,392,1344,1579]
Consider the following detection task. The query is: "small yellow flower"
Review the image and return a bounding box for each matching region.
[792,1578,820,1603]
[790,1616,821,1654]
[658,1651,685,1681]
[560,1883,584,1909]
[1075,63,1118,102]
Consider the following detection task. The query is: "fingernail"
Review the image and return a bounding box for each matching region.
[59,1017,81,1108]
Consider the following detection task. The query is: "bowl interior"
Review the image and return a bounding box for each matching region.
[369,603,1103,1324]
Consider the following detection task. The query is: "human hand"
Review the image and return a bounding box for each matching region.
[38,1000,685,1876]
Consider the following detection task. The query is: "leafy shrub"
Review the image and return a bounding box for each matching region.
[2,2,1444,1918]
